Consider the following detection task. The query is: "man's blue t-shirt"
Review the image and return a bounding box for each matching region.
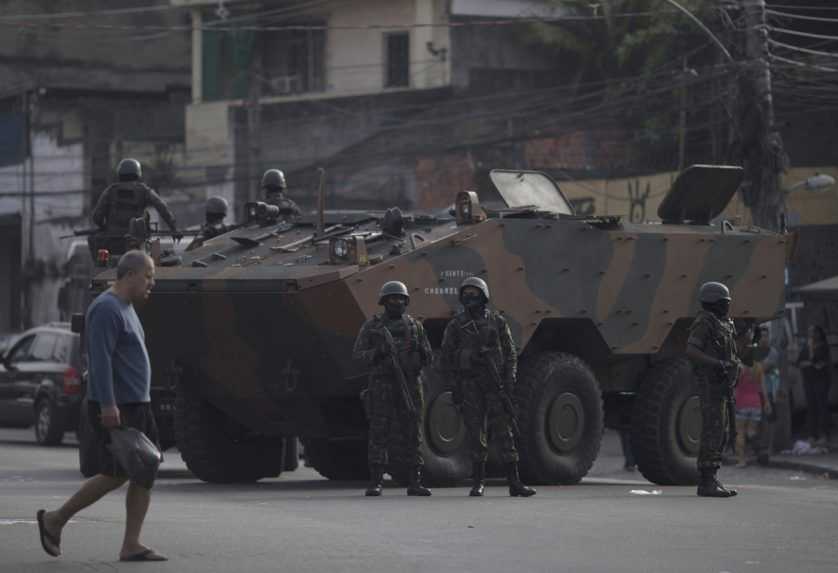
[85,291,151,406]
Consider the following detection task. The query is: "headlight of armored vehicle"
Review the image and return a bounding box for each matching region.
[329,236,368,265]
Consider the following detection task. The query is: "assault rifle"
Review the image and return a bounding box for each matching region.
[720,360,741,453]
[480,347,520,438]
[59,228,99,239]
[379,325,417,420]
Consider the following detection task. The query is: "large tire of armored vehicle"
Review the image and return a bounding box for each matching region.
[418,364,472,485]
[515,352,603,485]
[174,381,285,483]
[631,358,701,485]
[301,438,369,481]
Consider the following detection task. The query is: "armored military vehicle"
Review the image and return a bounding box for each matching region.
[89,165,787,485]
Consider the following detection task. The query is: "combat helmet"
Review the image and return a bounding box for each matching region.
[698,282,731,304]
[117,158,142,181]
[378,281,410,305]
[205,196,229,218]
[459,276,490,302]
[261,169,287,192]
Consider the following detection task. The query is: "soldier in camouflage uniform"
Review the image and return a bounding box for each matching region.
[686,281,741,498]
[353,281,433,497]
[90,159,181,257]
[441,277,536,497]
[186,197,232,251]
[261,169,301,216]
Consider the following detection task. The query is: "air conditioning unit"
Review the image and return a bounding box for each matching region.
[269,75,302,95]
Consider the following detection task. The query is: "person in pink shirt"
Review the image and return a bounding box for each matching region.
[734,356,768,467]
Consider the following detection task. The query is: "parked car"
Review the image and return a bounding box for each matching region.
[0,324,83,445]
[0,334,16,359]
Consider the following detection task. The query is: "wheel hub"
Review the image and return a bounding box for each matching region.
[427,391,465,455]
[676,395,702,456]
[547,392,585,453]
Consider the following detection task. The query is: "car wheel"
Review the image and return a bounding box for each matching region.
[34,398,64,446]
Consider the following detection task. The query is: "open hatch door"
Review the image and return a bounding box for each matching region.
[657,165,744,224]
[488,170,574,215]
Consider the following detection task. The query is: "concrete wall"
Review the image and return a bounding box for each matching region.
[0,130,85,327]
[0,0,190,95]
[326,0,449,94]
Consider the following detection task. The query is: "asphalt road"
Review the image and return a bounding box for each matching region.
[1,427,836,573]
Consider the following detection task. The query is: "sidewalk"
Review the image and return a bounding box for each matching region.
[767,442,838,479]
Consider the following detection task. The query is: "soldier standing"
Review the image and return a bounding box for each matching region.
[90,159,181,257]
[686,281,741,498]
[441,277,536,497]
[353,281,433,497]
[261,169,301,216]
[186,197,232,251]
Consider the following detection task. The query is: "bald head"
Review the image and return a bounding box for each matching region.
[116,250,153,280]
[114,250,155,304]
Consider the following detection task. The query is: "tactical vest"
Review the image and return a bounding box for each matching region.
[692,310,737,379]
[375,315,423,375]
[453,309,505,373]
[103,182,150,232]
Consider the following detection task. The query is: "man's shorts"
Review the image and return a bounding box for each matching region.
[735,407,762,423]
[84,401,161,488]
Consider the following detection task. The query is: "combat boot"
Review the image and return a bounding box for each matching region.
[469,462,485,497]
[406,466,432,496]
[696,470,737,498]
[506,462,536,497]
[365,465,384,497]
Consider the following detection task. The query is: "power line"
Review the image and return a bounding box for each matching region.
[766,9,838,23]
[0,10,688,33]
[765,3,838,11]
[772,54,838,73]
[0,3,178,21]
[769,39,838,58]
[768,26,838,42]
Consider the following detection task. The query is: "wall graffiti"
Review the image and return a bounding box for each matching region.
[569,197,596,217]
[627,179,651,223]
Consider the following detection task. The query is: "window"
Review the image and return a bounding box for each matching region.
[7,335,35,364]
[385,32,410,88]
[53,335,73,364]
[30,334,57,362]
[202,23,326,101]
[263,26,326,95]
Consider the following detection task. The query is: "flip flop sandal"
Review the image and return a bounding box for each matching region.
[36,509,61,557]
[120,549,168,562]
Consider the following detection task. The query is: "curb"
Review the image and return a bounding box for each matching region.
[766,458,838,479]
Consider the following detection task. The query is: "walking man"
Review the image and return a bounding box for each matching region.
[686,281,741,498]
[441,277,535,497]
[353,281,433,496]
[36,250,167,561]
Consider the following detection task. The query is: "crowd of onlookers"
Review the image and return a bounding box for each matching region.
[618,319,834,472]
[731,322,832,466]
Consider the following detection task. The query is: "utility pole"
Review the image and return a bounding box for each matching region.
[736,0,788,230]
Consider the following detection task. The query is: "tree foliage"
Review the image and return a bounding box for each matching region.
[529,0,718,84]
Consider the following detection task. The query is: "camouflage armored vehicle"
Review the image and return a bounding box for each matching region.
[89,165,787,485]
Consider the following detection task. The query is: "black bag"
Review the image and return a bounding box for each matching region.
[108,427,162,489]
